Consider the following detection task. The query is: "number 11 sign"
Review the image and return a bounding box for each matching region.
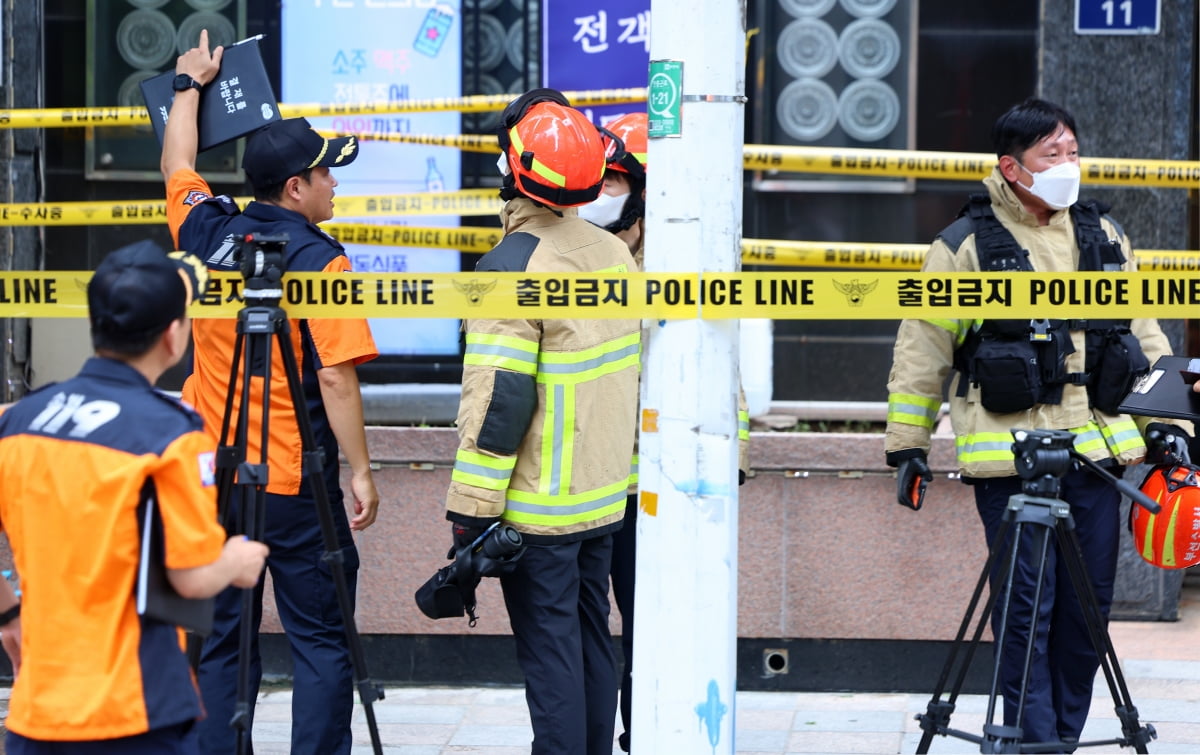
[1075,0,1161,35]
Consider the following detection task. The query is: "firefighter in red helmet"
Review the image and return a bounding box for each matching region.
[444,88,640,755]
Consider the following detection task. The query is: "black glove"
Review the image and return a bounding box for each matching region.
[448,523,484,559]
[1144,422,1193,466]
[893,451,931,511]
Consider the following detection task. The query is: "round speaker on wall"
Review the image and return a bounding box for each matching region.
[776,78,838,142]
[839,0,898,18]
[837,78,900,142]
[778,0,838,20]
[838,18,900,79]
[176,12,236,55]
[116,9,177,70]
[777,18,839,79]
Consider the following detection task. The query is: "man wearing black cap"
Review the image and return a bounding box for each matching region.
[160,31,379,755]
[0,243,268,754]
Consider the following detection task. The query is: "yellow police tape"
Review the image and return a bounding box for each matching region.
[742,146,1200,188]
[10,270,1200,320]
[10,156,1200,227]
[314,224,1200,273]
[0,190,505,226]
[322,134,1200,188]
[0,89,648,129]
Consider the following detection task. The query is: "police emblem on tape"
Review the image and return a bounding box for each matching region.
[453,278,497,306]
[832,278,879,306]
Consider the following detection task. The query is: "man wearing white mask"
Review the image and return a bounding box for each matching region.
[884,97,1190,748]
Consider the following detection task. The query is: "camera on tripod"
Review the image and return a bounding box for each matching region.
[233,232,288,301]
[1012,428,1076,497]
[415,522,525,626]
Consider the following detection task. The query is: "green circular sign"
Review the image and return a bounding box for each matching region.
[648,71,678,117]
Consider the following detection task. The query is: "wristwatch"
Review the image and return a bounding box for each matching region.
[172,74,203,94]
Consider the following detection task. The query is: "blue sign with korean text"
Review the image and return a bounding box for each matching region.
[282,1,462,357]
[543,0,650,127]
[1075,0,1161,35]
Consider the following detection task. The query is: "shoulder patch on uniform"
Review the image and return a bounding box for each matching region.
[198,451,216,487]
[936,216,974,254]
[477,232,539,273]
[182,190,211,206]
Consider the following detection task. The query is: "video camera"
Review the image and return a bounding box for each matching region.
[415,522,525,626]
[232,232,288,302]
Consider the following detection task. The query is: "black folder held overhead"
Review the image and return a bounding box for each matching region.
[1118,355,1200,422]
[140,35,280,152]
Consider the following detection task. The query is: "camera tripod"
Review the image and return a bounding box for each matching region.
[915,430,1159,754]
[209,234,384,755]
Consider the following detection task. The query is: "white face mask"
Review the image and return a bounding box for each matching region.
[1018,160,1080,210]
[577,191,629,228]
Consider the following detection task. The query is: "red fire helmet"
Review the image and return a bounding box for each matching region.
[1131,463,1200,569]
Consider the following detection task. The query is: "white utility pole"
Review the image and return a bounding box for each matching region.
[632,0,746,752]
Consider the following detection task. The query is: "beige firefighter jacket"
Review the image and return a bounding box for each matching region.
[446,198,641,542]
[885,167,1190,478]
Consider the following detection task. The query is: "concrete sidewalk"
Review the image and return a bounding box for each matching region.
[2,579,1197,754]
[242,576,1200,754]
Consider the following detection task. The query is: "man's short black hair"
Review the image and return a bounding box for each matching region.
[253,167,314,203]
[92,326,169,358]
[991,98,1079,160]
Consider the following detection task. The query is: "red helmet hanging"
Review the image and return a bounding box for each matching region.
[1131,463,1200,569]
[497,88,606,207]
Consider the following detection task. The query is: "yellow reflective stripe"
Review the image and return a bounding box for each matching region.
[956,431,1014,464]
[558,383,577,493]
[464,332,539,374]
[504,479,629,526]
[538,334,640,385]
[629,453,638,485]
[1068,422,1108,455]
[738,410,750,440]
[538,333,640,368]
[1101,419,1144,456]
[1163,504,1180,566]
[451,449,516,491]
[508,125,567,187]
[924,318,972,346]
[1141,509,1159,562]
[887,393,940,429]
[539,380,557,495]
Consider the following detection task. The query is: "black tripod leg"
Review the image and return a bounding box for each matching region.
[275,325,385,755]
[1053,519,1156,754]
[916,516,1018,754]
[204,319,272,755]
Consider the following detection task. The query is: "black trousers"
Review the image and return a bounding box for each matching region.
[609,494,638,750]
[973,467,1120,745]
[501,534,618,755]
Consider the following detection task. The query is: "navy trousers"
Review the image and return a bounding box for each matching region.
[196,491,359,755]
[501,535,618,755]
[973,467,1121,745]
[609,494,638,752]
